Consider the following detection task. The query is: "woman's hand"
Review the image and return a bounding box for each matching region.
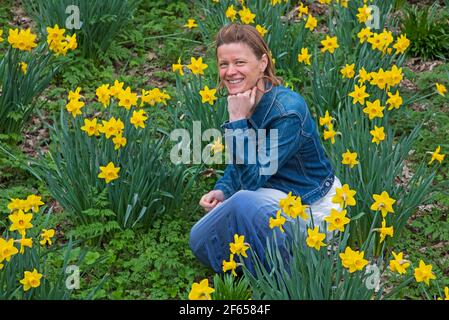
[227,86,258,122]
[199,190,225,212]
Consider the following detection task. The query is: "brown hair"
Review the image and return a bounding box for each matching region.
[215,23,282,88]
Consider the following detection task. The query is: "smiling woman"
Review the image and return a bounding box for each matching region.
[189,23,341,275]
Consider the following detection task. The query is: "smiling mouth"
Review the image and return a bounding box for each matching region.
[227,79,244,84]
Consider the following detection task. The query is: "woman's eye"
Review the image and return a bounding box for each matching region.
[236,61,244,65]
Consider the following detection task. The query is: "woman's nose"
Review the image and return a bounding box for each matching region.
[226,64,237,76]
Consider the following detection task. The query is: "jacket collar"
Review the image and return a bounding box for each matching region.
[250,85,279,129]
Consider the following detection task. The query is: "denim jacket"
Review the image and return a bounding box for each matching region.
[214,85,335,205]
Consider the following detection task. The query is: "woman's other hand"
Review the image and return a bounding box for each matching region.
[227,86,257,122]
[199,190,225,212]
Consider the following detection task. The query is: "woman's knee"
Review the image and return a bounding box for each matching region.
[227,190,260,213]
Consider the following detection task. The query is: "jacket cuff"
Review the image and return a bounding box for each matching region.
[214,183,233,200]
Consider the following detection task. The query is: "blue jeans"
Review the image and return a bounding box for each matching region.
[189,178,342,275]
[189,188,290,275]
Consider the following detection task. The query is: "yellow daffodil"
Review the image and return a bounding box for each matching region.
[297,47,311,66]
[7,198,27,213]
[321,35,339,54]
[357,27,373,44]
[428,146,445,164]
[19,61,27,74]
[130,109,148,129]
[297,3,309,17]
[279,192,309,220]
[172,57,184,76]
[110,80,124,98]
[66,99,85,118]
[96,84,111,107]
[306,226,326,251]
[118,86,138,110]
[113,134,127,150]
[40,229,55,246]
[356,5,372,24]
[338,0,349,8]
[374,219,394,243]
[370,68,389,90]
[323,123,337,144]
[15,235,33,254]
[341,64,355,79]
[222,254,238,276]
[370,125,386,145]
[20,269,43,291]
[229,234,250,258]
[68,87,82,101]
[239,6,256,25]
[393,34,410,54]
[8,28,37,51]
[141,88,171,106]
[46,24,65,45]
[319,110,333,127]
[256,25,267,37]
[340,247,369,273]
[332,184,357,209]
[386,90,403,110]
[81,118,100,137]
[363,99,385,120]
[414,260,436,286]
[389,251,410,275]
[184,19,198,29]
[324,208,350,232]
[199,86,217,105]
[341,150,359,169]
[358,67,371,85]
[25,194,44,213]
[188,279,214,300]
[386,65,403,88]
[305,14,317,31]
[9,210,33,234]
[99,117,123,139]
[210,137,224,154]
[226,5,237,21]
[436,83,447,97]
[269,209,287,233]
[348,84,370,105]
[0,238,19,262]
[98,162,120,184]
[187,57,208,76]
[370,191,395,217]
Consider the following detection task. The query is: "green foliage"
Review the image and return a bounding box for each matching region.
[28,103,198,229]
[244,218,385,300]
[0,200,83,300]
[401,3,449,60]
[410,209,449,242]
[0,45,63,134]
[23,0,141,61]
[69,216,210,299]
[212,273,252,300]
[66,188,121,244]
[325,102,437,251]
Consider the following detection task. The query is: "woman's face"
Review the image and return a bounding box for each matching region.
[217,42,268,95]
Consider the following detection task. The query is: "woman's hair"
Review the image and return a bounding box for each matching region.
[215,23,282,87]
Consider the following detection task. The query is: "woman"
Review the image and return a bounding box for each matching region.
[189,23,341,274]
